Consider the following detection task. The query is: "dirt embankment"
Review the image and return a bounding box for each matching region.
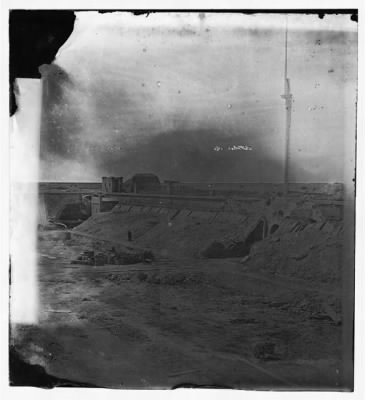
[73,202,343,284]
[74,206,262,258]
[248,220,343,284]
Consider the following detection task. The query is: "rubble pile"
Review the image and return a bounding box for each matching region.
[71,248,154,266]
[105,271,204,286]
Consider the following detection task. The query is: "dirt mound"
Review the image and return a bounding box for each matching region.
[74,207,343,283]
[74,208,262,259]
[247,219,343,284]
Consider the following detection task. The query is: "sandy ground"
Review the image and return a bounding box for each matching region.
[11,230,343,389]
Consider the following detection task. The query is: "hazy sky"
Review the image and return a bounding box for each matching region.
[39,12,357,182]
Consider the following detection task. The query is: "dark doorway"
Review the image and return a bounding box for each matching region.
[270,224,279,235]
[245,218,267,248]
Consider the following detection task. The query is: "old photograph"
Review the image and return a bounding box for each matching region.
[8,10,357,390]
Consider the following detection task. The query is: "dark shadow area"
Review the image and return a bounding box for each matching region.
[9,10,75,115]
[9,346,100,388]
[270,224,280,235]
[246,219,267,244]
[172,383,233,389]
[202,218,268,258]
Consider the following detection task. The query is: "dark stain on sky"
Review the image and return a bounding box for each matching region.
[10,10,357,182]
[39,64,82,159]
[39,64,305,183]
[94,128,300,182]
[38,60,296,182]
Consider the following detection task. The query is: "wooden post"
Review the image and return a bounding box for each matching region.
[281,18,293,196]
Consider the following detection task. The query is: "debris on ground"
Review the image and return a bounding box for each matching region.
[70,248,155,266]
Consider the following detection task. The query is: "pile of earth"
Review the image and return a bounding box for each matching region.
[106,271,204,286]
[73,206,266,259]
[247,219,343,284]
[73,206,343,283]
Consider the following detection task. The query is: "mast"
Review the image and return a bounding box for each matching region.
[281,18,293,195]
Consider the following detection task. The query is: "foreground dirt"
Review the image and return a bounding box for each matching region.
[11,231,343,389]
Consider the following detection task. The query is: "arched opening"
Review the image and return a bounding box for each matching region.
[270,224,279,235]
[202,217,269,259]
[56,202,87,227]
[245,218,268,248]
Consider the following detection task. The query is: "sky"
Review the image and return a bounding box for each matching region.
[38,12,357,182]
